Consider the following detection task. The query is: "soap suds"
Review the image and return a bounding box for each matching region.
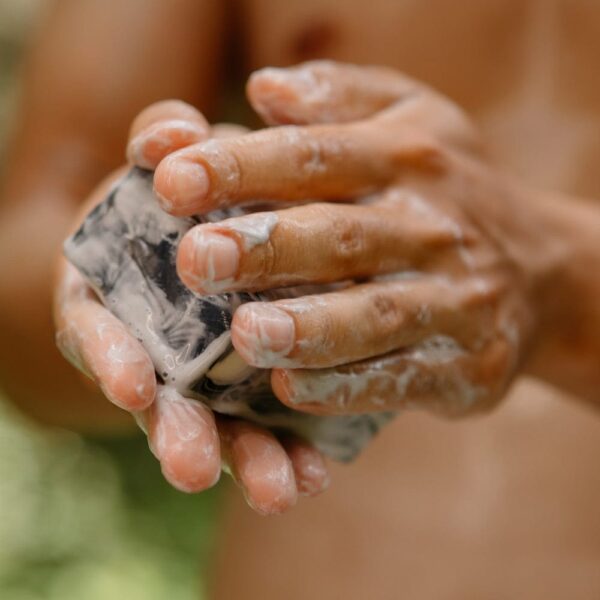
[220,212,279,250]
[64,168,390,462]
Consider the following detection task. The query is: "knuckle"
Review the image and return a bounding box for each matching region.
[411,135,450,171]
[314,306,337,353]
[456,223,483,247]
[370,292,404,333]
[258,236,278,279]
[387,129,450,173]
[226,150,244,196]
[198,138,244,197]
[459,276,504,310]
[298,130,328,175]
[330,212,366,263]
[302,202,368,265]
[284,127,343,177]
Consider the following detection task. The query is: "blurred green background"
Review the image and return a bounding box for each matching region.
[0,2,220,598]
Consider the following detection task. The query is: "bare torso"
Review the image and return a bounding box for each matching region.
[213,1,600,597]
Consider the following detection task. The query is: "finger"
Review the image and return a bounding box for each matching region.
[175,199,463,294]
[55,262,156,411]
[128,100,210,140]
[127,100,210,169]
[271,335,513,416]
[280,436,330,497]
[229,277,494,369]
[128,119,249,171]
[249,61,480,154]
[247,60,420,125]
[218,418,298,516]
[153,122,439,215]
[147,386,221,493]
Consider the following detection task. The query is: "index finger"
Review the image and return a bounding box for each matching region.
[153,122,439,215]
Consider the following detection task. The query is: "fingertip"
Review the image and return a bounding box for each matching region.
[283,439,331,497]
[102,366,156,412]
[127,119,210,169]
[98,338,157,411]
[149,388,221,493]
[160,450,222,494]
[231,304,296,368]
[241,455,298,516]
[244,478,298,516]
[67,306,157,411]
[246,68,300,124]
[271,369,331,415]
[176,227,240,294]
[247,63,340,125]
[154,154,211,216]
[270,368,294,405]
[220,420,298,516]
[129,100,209,140]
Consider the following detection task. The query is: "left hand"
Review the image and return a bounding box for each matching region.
[130,61,542,418]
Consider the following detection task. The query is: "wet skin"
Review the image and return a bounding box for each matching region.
[2,0,600,597]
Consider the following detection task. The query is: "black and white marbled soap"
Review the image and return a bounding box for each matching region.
[64,168,393,461]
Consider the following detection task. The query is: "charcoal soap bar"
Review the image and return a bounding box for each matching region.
[64,168,393,461]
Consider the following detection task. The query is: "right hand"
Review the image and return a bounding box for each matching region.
[53,101,330,515]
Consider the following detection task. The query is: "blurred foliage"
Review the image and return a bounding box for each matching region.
[0,1,220,598]
[0,0,41,162]
[0,396,221,600]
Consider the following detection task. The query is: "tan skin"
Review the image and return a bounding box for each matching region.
[2,0,600,596]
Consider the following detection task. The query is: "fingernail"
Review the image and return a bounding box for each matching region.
[299,467,331,497]
[128,120,208,169]
[132,410,149,434]
[251,66,319,101]
[154,157,210,213]
[252,67,299,91]
[233,304,295,366]
[289,444,331,497]
[239,457,297,516]
[179,229,239,289]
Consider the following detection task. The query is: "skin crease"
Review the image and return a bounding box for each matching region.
[2,0,600,599]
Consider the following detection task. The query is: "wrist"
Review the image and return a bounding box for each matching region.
[515,187,600,401]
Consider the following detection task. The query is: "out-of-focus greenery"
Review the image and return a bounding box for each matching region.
[0,1,221,598]
[0,0,40,158]
[0,396,221,600]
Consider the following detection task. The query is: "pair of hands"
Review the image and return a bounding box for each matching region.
[54,61,537,515]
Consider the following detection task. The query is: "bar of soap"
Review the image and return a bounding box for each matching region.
[64,168,393,461]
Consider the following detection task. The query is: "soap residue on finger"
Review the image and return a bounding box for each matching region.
[219,212,279,250]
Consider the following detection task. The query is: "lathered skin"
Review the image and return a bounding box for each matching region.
[1,0,600,598]
[65,168,393,461]
[212,1,600,598]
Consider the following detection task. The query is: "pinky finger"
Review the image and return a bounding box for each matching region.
[218,418,298,516]
[280,436,330,497]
